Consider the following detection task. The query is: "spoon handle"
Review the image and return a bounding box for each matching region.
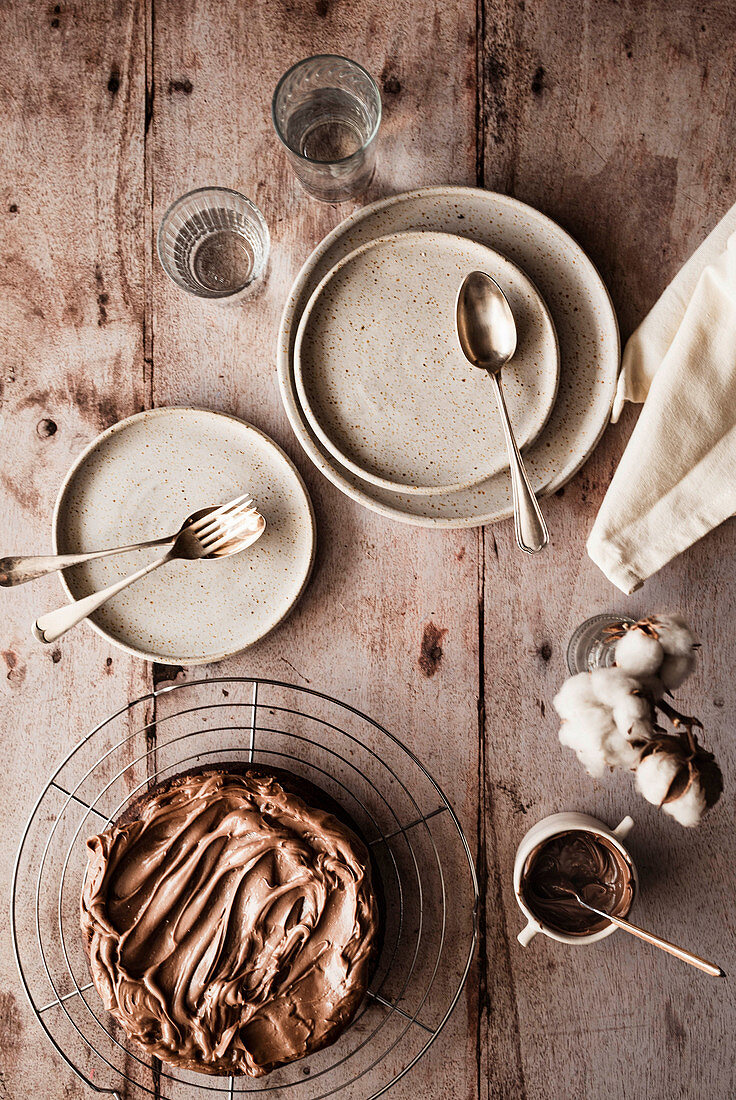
[0,537,173,587]
[32,550,174,644]
[586,904,724,978]
[488,372,549,554]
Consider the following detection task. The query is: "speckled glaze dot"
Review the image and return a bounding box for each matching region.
[52,408,315,664]
[294,231,559,495]
[278,186,620,528]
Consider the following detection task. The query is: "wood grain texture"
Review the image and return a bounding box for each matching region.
[479,3,736,1098]
[147,5,479,1096]
[0,3,152,1099]
[1,0,735,1098]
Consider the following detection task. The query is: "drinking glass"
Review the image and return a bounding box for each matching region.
[157,187,269,303]
[566,613,636,674]
[272,55,382,203]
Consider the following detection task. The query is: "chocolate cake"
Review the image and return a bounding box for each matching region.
[80,764,380,1077]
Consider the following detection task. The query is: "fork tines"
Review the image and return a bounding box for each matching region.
[197,497,260,555]
[189,494,256,540]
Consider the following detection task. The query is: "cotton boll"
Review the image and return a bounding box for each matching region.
[625,718,656,743]
[558,705,641,775]
[589,667,642,708]
[652,614,697,658]
[605,730,643,771]
[635,752,681,805]
[559,717,610,777]
[662,780,707,828]
[614,628,664,677]
[612,691,653,742]
[589,669,653,741]
[553,673,598,721]
[660,652,696,691]
[635,738,721,827]
[556,669,647,773]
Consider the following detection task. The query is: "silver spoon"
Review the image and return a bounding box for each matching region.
[0,493,255,587]
[567,887,724,978]
[33,497,266,644]
[456,271,549,553]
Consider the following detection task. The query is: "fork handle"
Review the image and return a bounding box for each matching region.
[33,550,174,644]
[0,537,173,587]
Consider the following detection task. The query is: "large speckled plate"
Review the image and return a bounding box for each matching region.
[278,187,620,527]
[52,408,315,664]
[295,230,559,494]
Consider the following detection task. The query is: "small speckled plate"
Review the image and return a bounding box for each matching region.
[278,187,620,528]
[294,231,559,494]
[52,408,315,665]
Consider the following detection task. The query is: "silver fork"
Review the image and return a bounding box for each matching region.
[1,493,256,587]
[33,496,265,644]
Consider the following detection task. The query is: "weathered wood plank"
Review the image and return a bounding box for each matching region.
[147,1,480,1097]
[0,2,151,1097]
[480,2,736,1097]
[481,0,736,331]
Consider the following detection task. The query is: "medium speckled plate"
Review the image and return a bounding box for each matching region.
[295,230,559,494]
[52,408,315,665]
[278,187,620,528]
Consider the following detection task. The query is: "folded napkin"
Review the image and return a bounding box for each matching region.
[588,202,736,593]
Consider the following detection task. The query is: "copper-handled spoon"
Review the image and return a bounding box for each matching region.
[567,888,724,978]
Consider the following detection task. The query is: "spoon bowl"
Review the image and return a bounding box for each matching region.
[456,269,517,371]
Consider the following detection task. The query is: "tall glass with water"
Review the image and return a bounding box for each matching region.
[272,55,382,203]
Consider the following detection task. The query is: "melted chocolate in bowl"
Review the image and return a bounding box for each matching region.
[521,830,634,935]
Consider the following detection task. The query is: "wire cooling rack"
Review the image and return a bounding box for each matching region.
[11,677,478,1099]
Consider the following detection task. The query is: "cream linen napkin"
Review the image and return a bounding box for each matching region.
[587,203,736,593]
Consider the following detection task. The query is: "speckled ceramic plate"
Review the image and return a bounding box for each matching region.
[295,230,559,494]
[278,187,620,528]
[52,408,315,664]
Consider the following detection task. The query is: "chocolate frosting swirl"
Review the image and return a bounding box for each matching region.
[522,830,633,935]
[80,768,379,1077]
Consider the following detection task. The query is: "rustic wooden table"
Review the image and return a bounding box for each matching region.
[2,2,735,1098]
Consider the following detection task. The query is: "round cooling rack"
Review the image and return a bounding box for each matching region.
[11,678,478,1099]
